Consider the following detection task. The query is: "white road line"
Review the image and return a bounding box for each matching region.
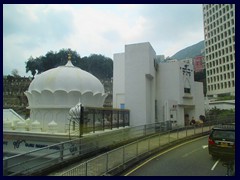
[124,135,208,176]
[182,148,200,158]
[202,145,208,149]
[211,159,220,170]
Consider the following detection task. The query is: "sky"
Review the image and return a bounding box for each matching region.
[3,4,204,77]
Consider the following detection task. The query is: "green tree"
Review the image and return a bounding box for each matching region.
[25,56,37,77]
[11,69,20,77]
[25,49,113,80]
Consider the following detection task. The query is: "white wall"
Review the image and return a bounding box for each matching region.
[156,61,204,126]
[194,82,205,119]
[125,42,156,126]
[30,108,69,133]
[156,62,180,123]
[113,42,205,128]
[113,53,125,108]
[157,62,180,101]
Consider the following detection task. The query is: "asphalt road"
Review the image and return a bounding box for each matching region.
[124,136,234,176]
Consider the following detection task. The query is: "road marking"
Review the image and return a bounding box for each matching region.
[182,148,200,158]
[124,135,208,176]
[211,159,220,170]
[202,145,208,149]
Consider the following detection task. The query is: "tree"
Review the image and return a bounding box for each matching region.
[25,49,113,80]
[11,69,20,77]
[25,56,37,77]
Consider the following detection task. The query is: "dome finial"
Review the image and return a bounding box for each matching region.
[68,49,71,62]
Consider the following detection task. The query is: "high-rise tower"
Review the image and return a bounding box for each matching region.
[203,4,235,97]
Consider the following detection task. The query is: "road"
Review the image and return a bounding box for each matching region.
[124,136,234,176]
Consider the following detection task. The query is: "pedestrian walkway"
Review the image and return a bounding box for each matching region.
[50,125,213,176]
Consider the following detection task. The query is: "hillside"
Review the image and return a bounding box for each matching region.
[171,40,204,60]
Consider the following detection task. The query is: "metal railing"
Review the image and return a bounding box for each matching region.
[3,116,235,176]
[61,118,235,176]
[3,121,169,176]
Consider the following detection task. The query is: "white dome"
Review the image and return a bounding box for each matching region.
[28,61,104,93]
[24,60,108,133]
[25,60,108,108]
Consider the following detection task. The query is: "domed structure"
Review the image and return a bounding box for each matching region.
[25,60,107,108]
[24,57,107,133]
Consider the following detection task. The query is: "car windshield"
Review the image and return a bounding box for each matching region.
[212,130,235,140]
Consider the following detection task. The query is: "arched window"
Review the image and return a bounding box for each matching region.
[184,78,191,94]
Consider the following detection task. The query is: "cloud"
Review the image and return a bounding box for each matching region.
[136,4,204,55]
[3,4,204,76]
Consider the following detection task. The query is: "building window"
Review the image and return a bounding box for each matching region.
[184,88,191,94]
[120,103,125,109]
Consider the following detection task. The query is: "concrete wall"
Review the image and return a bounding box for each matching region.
[113,53,125,108]
[113,42,205,128]
[156,61,204,126]
[125,42,156,126]
[194,82,205,119]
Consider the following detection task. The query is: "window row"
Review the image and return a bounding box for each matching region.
[207,80,235,91]
[207,72,235,83]
[205,34,234,48]
[206,57,234,68]
[204,4,234,16]
[205,23,235,39]
[205,13,234,27]
[207,64,235,75]
[205,45,235,58]
[205,26,235,41]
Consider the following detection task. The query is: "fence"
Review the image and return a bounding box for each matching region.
[3,115,234,176]
[68,106,130,138]
[3,120,170,176]
[61,118,235,176]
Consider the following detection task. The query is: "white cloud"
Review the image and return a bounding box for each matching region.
[3,4,204,76]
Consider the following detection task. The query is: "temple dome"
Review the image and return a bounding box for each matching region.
[28,61,104,93]
[25,60,107,108]
[24,56,107,133]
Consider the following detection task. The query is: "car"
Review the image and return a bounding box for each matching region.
[208,123,235,159]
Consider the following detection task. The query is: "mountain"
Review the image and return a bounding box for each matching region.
[171,40,204,60]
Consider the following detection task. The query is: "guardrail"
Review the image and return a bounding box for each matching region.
[3,117,234,176]
[3,121,171,176]
[61,118,234,176]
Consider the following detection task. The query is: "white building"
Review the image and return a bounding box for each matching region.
[179,58,193,64]
[4,57,107,135]
[3,55,110,155]
[204,97,235,110]
[203,4,235,97]
[113,42,205,127]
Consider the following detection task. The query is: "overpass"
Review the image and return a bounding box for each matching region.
[3,118,234,176]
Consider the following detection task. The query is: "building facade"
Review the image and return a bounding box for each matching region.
[193,56,205,72]
[113,42,205,127]
[203,4,235,97]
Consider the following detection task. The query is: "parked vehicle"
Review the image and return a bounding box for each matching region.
[208,123,235,159]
